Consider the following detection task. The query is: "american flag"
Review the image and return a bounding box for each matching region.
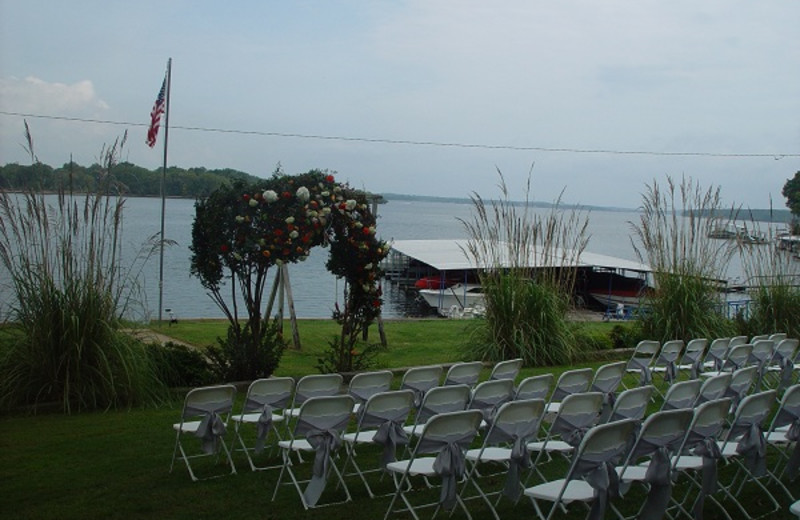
[146,77,166,148]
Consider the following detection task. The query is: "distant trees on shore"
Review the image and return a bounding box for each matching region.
[0,161,262,198]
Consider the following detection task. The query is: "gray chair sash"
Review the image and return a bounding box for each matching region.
[244,390,291,454]
[550,410,598,447]
[295,414,351,507]
[780,358,794,392]
[784,418,800,479]
[255,404,274,453]
[640,447,673,520]
[689,436,723,520]
[417,430,474,511]
[186,400,231,455]
[483,416,539,501]
[629,357,652,385]
[734,422,767,477]
[572,457,620,520]
[373,420,409,466]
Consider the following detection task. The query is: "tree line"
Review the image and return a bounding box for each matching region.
[0,161,263,198]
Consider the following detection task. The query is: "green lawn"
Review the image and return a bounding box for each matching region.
[1,319,798,519]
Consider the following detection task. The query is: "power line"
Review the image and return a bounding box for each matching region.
[1,109,797,159]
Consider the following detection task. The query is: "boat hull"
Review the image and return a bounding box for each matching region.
[417,284,485,317]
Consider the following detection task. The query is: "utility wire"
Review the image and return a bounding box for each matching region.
[1,110,797,159]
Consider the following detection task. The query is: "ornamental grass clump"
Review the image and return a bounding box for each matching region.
[0,134,164,413]
[631,176,736,342]
[460,171,589,366]
[738,221,800,337]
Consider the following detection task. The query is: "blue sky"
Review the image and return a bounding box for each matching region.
[1,0,798,208]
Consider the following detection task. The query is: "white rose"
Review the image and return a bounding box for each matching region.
[296,186,310,202]
[285,216,295,224]
[345,199,357,211]
[263,190,278,202]
[289,230,299,239]
[235,215,245,223]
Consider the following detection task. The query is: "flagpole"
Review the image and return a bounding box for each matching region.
[158,57,172,324]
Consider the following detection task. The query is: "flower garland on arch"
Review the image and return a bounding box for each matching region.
[191,169,389,339]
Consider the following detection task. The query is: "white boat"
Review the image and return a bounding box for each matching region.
[417,283,485,317]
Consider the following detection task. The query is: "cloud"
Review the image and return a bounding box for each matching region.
[0,76,109,114]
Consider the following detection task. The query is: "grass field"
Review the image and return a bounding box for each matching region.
[1,318,798,519]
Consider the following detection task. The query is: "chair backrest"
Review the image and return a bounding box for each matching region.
[729,335,748,348]
[292,373,343,406]
[414,409,484,454]
[722,389,776,446]
[469,379,514,418]
[727,365,757,403]
[619,408,693,472]
[769,333,788,343]
[444,361,483,387]
[354,390,416,434]
[679,338,708,365]
[774,338,799,364]
[550,367,593,402]
[569,419,638,480]
[549,392,604,441]
[609,385,654,423]
[704,337,730,370]
[750,334,770,343]
[676,398,732,457]
[767,384,800,433]
[292,395,355,438]
[348,370,393,404]
[696,372,732,405]
[483,398,546,447]
[515,373,554,401]
[627,340,660,370]
[401,365,443,397]
[662,379,702,411]
[655,340,685,365]
[489,358,523,381]
[723,344,753,371]
[241,377,294,414]
[591,361,626,396]
[750,339,775,365]
[182,384,237,420]
[415,384,471,424]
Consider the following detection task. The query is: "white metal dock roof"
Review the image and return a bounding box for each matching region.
[389,239,651,273]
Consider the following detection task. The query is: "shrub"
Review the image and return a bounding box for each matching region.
[148,342,215,388]
[206,321,285,381]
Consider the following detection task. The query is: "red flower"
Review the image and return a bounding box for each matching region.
[372,299,381,308]
[243,193,250,201]
[362,227,370,235]
[326,175,335,183]
[220,244,229,253]
[262,250,271,258]
[282,191,291,199]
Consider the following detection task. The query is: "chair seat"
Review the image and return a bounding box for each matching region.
[233,412,285,424]
[791,499,800,517]
[342,429,381,444]
[766,431,792,444]
[278,439,315,452]
[385,456,438,477]
[284,408,302,418]
[545,402,561,414]
[173,420,202,434]
[528,440,574,454]
[524,479,595,503]
[465,446,513,463]
[402,424,426,436]
[616,464,649,482]
[672,455,704,471]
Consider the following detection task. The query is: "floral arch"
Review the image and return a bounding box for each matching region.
[190,170,389,376]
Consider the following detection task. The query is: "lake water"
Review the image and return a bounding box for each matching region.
[0,195,763,321]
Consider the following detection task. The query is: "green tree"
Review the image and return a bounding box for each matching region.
[782,170,800,233]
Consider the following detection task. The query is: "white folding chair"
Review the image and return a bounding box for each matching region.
[400,365,443,407]
[469,378,514,426]
[462,399,546,520]
[749,339,776,390]
[232,377,294,471]
[676,338,708,379]
[661,379,702,411]
[651,339,685,389]
[623,340,660,388]
[765,338,800,390]
[524,418,638,520]
[670,398,733,520]
[444,361,483,387]
[545,367,593,415]
[614,408,694,520]
[403,384,471,439]
[751,334,771,343]
[272,395,355,509]
[770,333,788,343]
[724,365,757,410]
[765,384,800,482]
[528,392,604,482]
[590,361,626,421]
[701,337,730,372]
[606,385,654,424]
[283,373,343,419]
[700,344,752,378]
[171,384,237,481]
[729,335,748,348]
[383,409,484,520]
[489,358,523,382]
[347,370,393,414]
[713,389,785,519]
[341,389,416,498]
[695,372,732,406]
[515,373,554,402]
